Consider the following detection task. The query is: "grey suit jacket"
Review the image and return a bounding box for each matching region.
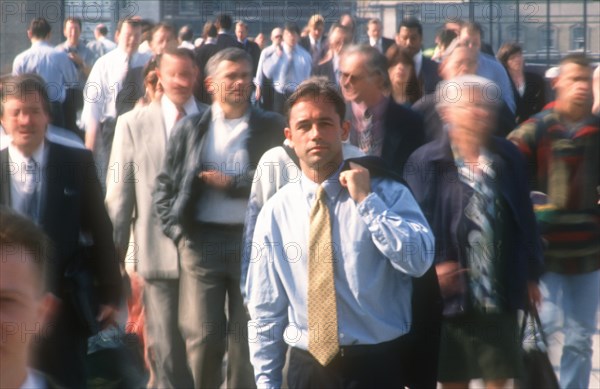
[105,100,208,279]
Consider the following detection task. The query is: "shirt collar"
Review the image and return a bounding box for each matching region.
[205,37,217,44]
[8,138,46,166]
[20,369,46,389]
[412,50,423,74]
[161,94,199,116]
[299,162,344,204]
[31,41,50,48]
[211,103,250,122]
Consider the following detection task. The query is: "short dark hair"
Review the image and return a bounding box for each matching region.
[202,22,217,39]
[96,24,108,36]
[461,21,484,39]
[64,16,82,29]
[287,77,346,123]
[116,17,142,34]
[0,207,52,289]
[0,74,51,118]
[156,47,196,69]
[152,22,176,39]
[559,53,591,69]
[28,17,51,39]
[178,25,194,42]
[496,42,522,68]
[399,17,422,37]
[216,13,233,30]
[284,22,301,36]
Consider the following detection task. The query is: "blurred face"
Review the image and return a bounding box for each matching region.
[329,28,347,54]
[440,46,478,79]
[506,52,524,73]
[340,52,381,104]
[285,96,349,181]
[397,27,422,57]
[157,53,198,106]
[150,27,176,55]
[235,24,248,42]
[63,20,81,45]
[310,23,324,40]
[389,61,412,89]
[1,93,49,157]
[555,62,593,107]
[283,29,298,48]
[459,28,481,51]
[0,247,50,383]
[271,28,282,46]
[206,60,252,107]
[444,87,495,147]
[117,22,142,55]
[367,23,381,40]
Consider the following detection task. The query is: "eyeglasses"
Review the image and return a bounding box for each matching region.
[273,35,282,39]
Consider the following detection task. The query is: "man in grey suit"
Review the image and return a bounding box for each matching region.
[105,48,207,388]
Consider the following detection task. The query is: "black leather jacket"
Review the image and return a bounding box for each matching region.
[153,106,286,243]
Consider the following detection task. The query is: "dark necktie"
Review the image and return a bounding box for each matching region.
[116,55,145,116]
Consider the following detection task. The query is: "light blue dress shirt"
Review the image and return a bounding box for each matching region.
[477,53,516,113]
[56,40,96,88]
[246,169,435,388]
[261,44,312,94]
[12,41,79,103]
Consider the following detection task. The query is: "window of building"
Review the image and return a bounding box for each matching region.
[570,24,585,51]
[538,25,557,50]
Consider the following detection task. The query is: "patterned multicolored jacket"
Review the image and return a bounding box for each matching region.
[508,108,600,274]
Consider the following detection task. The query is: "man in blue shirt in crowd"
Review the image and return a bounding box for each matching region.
[245,77,434,388]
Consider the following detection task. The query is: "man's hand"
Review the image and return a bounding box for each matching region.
[435,261,468,300]
[97,304,118,330]
[68,52,84,68]
[339,162,371,203]
[199,170,233,190]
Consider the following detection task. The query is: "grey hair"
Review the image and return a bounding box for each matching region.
[435,74,502,110]
[204,47,252,77]
[340,44,390,90]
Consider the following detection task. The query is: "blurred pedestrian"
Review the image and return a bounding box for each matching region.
[405,75,544,389]
[508,54,599,389]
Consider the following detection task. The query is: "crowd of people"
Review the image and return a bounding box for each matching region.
[1,9,599,389]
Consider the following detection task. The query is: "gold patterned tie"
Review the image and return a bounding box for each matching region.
[308,185,339,366]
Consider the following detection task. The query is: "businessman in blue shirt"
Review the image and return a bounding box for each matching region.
[245,77,435,388]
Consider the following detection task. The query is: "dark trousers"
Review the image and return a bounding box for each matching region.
[287,336,410,389]
[34,303,88,388]
[178,224,256,389]
[273,91,291,116]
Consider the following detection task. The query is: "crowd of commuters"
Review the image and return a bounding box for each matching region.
[1,9,599,389]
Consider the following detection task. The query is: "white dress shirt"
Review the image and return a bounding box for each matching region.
[20,369,47,389]
[161,94,200,139]
[412,50,424,77]
[81,47,151,127]
[195,104,251,224]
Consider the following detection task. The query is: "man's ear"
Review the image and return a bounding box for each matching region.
[38,293,60,333]
[340,119,351,141]
[27,30,33,40]
[204,76,216,99]
[284,127,294,148]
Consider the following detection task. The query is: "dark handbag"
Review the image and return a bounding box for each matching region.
[64,248,101,337]
[519,305,560,389]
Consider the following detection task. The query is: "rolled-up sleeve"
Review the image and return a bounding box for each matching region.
[356,182,435,277]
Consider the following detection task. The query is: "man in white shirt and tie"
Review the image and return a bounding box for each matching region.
[82,17,151,185]
[106,47,208,389]
[366,18,395,54]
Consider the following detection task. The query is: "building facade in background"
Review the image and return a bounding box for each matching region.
[2,1,598,76]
